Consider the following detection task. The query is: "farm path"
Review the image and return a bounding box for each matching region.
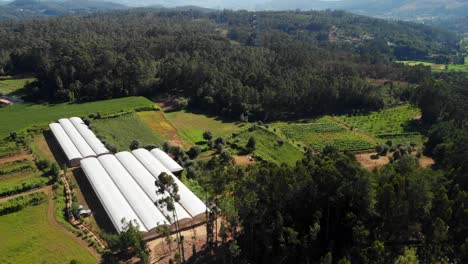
[0,149,33,165]
[46,186,101,262]
[0,185,49,202]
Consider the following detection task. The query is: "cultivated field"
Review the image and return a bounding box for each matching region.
[0,96,155,139]
[336,104,423,145]
[91,112,165,151]
[0,76,35,95]
[137,111,186,147]
[272,116,376,152]
[0,199,97,264]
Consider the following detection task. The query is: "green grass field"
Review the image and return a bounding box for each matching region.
[165,110,243,145]
[272,116,376,152]
[0,77,36,95]
[0,172,43,192]
[91,113,165,151]
[234,127,303,166]
[398,60,468,72]
[0,200,97,264]
[336,104,423,145]
[0,96,155,139]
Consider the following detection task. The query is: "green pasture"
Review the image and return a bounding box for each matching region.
[398,60,468,72]
[0,200,97,264]
[91,113,165,151]
[165,110,243,145]
[0,77,35,95]
[0,96,155,139]
[272,116,376,152]
[234,127,303,166]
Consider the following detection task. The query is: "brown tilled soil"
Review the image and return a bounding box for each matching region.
[0,149,33,165]
[419,156,435,168]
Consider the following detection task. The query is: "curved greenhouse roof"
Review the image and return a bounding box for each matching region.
[58,118,96,158]
[98,154,168,230]
[49,123,82,166]
[69,117,110,156]
[132,148,207,218]
[80,157,147,232]
[115,151,192,222]
[150,148,184,173]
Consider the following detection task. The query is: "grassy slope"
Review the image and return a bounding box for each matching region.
[0,201,96,264]
[0,77,36,95]
[398,61,468,72]
[0,96,154,139]
[165,110,243,145]
[91,112,165,151]
[137,110,186,146]
[235,127,303,166]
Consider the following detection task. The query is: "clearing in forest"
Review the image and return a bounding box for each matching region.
[0,96,155,139]
[0,76,36,95]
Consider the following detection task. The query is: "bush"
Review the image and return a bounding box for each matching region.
[187,146,202,159]
[36,159,51,171]
[215,137,226,145]
[370,154,380,160]
[130,139,141,150]
[203,131,213,141]
[220,150,232,164]
[0,192,47,216]
[174,97,189,110]
[246,136,256,151]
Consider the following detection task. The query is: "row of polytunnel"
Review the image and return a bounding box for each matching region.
[49,117,206,233]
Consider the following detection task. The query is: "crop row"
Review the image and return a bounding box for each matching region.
[0,162,34,176]
[0,191,47,216]
[0,178,47,198]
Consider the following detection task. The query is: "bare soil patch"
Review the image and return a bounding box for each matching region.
[233,155,256,166]
[356,152,390,171]
[419,156,435,168]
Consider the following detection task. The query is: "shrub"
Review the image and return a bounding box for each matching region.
[130,139,141,150]
[370,154,380,160]
[246,136,256,151]
[188,146,202,159]
[203,131,213,141]
[174,97,189,110]
[215,137,226,145]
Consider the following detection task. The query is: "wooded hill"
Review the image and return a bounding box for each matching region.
[0,9,461,121]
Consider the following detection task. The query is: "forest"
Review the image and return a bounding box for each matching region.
[0,8,467,264]
[0,9,461,121]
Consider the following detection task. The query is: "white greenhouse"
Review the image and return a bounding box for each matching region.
[58,118,96,158]
[98,154,168,230]
[80,157,147,232]
[115,151,192,222]
[150,148,184,173]
[49,123,82,166]
[69,117,110,156]
[132,148,207,219]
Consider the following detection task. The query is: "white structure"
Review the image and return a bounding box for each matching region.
[58,118,96,158]
[115,151,192,222]
[132,148,207,218]
[80,157,147,232]
[150,148,184,173]
[98,154,168,231]
[48,123,82,166]
[69,117,110,156]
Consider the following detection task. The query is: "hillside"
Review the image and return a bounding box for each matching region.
[0,0,127,19]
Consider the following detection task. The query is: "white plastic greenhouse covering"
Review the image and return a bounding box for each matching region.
[49,123,82,166]
[132,148,207,218]
[115,151,192,222]
[58,118,96,158]
[150,148,184,173]
[69,117,110,156]
[98,154,168,230]
[80,157,147,232]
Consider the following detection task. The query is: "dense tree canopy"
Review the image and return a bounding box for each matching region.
[0,9,458,120]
